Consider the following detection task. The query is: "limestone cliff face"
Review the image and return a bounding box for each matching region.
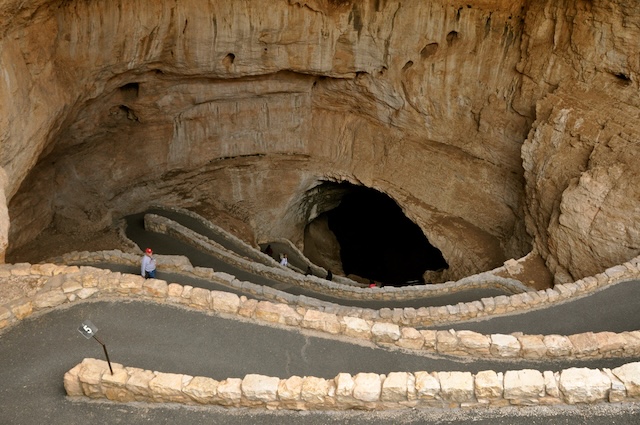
[0,0,638,282]
[518,0,640,282]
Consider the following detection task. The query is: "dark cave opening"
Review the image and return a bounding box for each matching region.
[324,184,448,286]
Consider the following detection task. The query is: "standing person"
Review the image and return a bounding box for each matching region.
[326,270,333,281]
[280,254,288,267]
[141,247,157,279]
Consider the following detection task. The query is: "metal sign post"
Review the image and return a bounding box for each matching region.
[78,320,113,375]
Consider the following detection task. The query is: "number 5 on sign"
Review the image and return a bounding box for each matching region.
[78,320,98,339]
[77,319,113,375]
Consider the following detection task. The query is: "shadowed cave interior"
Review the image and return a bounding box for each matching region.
[305,183,448,286]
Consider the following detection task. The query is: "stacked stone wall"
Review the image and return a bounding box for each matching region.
[1,255,640,410]
[3,210,640,410]
[1,258,640,362]
[64,357,640,410]
[143,213,532,301]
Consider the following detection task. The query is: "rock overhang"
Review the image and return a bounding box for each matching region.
[2,0,639,283]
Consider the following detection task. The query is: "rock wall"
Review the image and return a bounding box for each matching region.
[0,257,639,409]
[64,357,640,410]
[517,0,640,281]
[0,0,639,281]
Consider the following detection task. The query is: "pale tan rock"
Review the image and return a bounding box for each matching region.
[559,368,611,404]
[622,332,640,356]
[457,330,490,356]
[125,368,155,398]
[10,264,31,276]
[0,305,11,321]
[242,374,279,402]
[612,362,640,398]
[381,372,409,402]
[189,287,211,309]
[420,330,437,351]
[568,332,599,358]
[217,378,243,406]
[211,290,240,314]
[149,372,190,402]
[119,275,143,292]
[522,82,640,281]
[166,283,184,299]
[183,376,219,404]
[301,376,331,405]
[595,332,627,356]
[353,373,381,402]
[518,334,547,358]
[342,316,372,340]
[504,258,523,275]
[334,373,355,402]
[396,326,423,350]
[371,322,401,344]
[437,372,474,403]
[143,279,168,298]
[255,301,300,325]
[603,368,627,403]
[79,359,108,398]
[76,287,99,299]
[102,367,133,402]
[543,371,560,399]
[10,300,32,319]
[63,363,84,396]
[301,310,341,334]
[474,370,502,401]
[543,335,573,357]
[436,330,459,354]
[490,334,520,358]
[414,371,440,400]
[62,280,83,294]
[503,370,544,403]
[278,375,303,402]
[33,288,68,308]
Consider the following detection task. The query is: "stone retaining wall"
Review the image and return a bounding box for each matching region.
[151,205,361,287]
[55,241,640,331]
[144,211,532,300]
[2,262,640,361]
[3,208,638,411]
[65,358,640,410]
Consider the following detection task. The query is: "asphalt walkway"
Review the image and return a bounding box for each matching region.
[1,301,639,425]
[122,211,511,309]
[1,210,640,424]
[427,279,640,335]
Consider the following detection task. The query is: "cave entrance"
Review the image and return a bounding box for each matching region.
[303,182,448,286]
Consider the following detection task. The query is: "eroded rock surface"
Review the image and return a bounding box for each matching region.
[1,0,638,282]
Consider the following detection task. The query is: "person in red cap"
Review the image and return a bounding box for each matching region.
[141,247,157,279]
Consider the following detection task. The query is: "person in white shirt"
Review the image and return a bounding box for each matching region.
[280,254,288,267]
[141,247,157,279]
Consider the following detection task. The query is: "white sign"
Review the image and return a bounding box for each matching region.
[78,320,98,339]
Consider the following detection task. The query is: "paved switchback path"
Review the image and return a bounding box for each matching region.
[427,279,640,335]
[1,210,640,424]
[124,211,509,309]
[1,301,639,425]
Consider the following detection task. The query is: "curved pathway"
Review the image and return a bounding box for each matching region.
[121,211,510,309]
[427,279,640,335]
[1,301,639,425]
[1,210,640,424]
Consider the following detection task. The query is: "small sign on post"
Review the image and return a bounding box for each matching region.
[78,320,98,339]
[78,320,113,375]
